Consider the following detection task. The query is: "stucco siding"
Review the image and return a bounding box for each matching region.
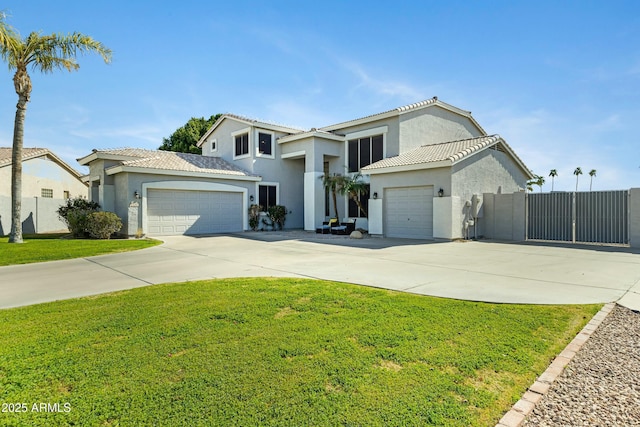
[369,167,452,199]
[0,157,86,199]
[451,148,528,237]
[451,148,528,204]
[398,106,483,153]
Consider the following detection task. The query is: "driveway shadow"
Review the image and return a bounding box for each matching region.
[227,230,446,250]
[477,238,640,254]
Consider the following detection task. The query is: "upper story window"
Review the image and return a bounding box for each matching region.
[258,132,273,156]
[234,132,249,158]
[210,138,217,153]
[348,134,384,172]
[41,188,53,198]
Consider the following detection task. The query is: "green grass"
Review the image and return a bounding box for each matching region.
[0,278,601,426]
[0,234,160,266]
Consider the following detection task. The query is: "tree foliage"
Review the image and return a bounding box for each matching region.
[159,115,222,154]
[320,173,370,218]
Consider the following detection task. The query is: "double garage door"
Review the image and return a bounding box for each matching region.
[147,189,243,236]
[384,186,433,239]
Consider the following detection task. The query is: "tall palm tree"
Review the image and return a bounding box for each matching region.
[573,167,583,192]
[589,169,597,191]
[0,21,111,243]
[549,169,558,191]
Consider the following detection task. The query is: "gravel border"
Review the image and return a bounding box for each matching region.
[497,303,640,427]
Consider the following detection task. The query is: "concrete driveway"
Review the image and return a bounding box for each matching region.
[2,233,640,310]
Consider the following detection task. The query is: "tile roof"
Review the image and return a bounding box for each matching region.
[98,148,256,177]
[362,135,503,170]
[319,97,486,135]
[0,147,83,178]
[0,147,51,166]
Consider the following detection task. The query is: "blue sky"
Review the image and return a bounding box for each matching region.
[0,1,639,191]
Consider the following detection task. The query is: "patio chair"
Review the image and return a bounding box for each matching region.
[316,218,338,234]
[331,219,357,235]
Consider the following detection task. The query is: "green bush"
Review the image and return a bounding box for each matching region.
[57,197,100,237]
[85,211,123,239]
[262,205,287,230]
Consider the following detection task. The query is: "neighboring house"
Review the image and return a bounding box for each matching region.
[80,98,533,239]
[0,147,88,234]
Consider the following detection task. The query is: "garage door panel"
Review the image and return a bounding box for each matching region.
[384,186,433,239]
[147,189,243,236]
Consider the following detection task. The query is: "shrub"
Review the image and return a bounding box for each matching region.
[262,205,287,231]
[248,204,262,231]
[85,212,123,239]
[57,197,100,237]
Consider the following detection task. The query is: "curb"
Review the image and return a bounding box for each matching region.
[495,302,616,427]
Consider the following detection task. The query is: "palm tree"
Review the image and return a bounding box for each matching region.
[335,172,370,217]
[589,169,597,191]
[535,174,545,192]
[573,167,583,192]
[320,173,341,219]
[549,169,558,191]
[0,20,111,243]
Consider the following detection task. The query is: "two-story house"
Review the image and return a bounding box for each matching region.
[78,98,532,239]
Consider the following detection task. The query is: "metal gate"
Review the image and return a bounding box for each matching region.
[527,191,629,245]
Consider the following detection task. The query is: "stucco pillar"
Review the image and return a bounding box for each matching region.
[368,198,383,235]
[433,196,462,239]
[304,172,324,231]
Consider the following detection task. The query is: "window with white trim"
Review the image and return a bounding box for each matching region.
[259,184,277,211]
[210,138,217,153]
[348,134,384,172]
[234,132,249,157]
[258,132,273,156]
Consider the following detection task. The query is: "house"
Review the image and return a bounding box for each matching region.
[0,147,88,234]
[79,98,533,239]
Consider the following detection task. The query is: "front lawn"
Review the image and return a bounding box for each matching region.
[0,234,160,266]
[0,278,600,426]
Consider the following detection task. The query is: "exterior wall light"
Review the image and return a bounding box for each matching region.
[373,192,378,199]
[438,188,444,197]
[134,191,141,199]
[249,195,254,202]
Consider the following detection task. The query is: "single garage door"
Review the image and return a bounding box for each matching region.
[384,186,433,239]
[147,189,243,235]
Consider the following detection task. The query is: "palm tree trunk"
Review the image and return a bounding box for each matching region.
[9,95,28,243]
[351,193,367,217]
[331,190,339,219]
[9,69,31,243]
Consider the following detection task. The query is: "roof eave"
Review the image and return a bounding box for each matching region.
[278,131,345,144]
[362,160,451,175]
[105,165,262,181]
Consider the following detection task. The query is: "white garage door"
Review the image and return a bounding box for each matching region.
[147,189,243,235]
[384,186,433,239]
